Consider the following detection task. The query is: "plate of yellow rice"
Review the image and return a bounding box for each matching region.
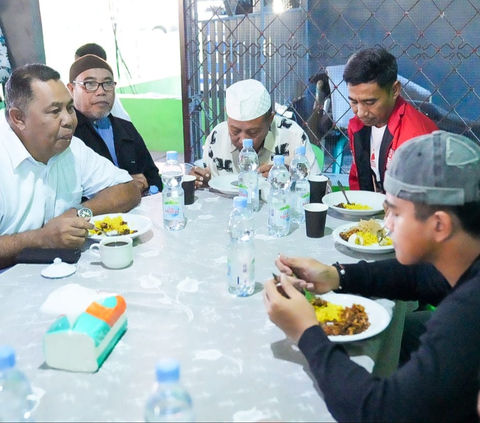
[322,190,386,217]
[315,292,392,342]
[89,213,153,240]
[332,219,394,254]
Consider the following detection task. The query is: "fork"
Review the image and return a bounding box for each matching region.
[376,227,391,243]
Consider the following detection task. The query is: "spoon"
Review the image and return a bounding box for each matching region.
[337,181,352,205]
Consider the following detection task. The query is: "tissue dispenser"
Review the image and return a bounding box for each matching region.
[44,295,127,372]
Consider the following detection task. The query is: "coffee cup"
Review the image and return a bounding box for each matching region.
[304,203,329,238]
[89,236,133,269]
[182,174,196,205]
[308,175,329,203]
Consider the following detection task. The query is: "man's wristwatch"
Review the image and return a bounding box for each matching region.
[75,206,93,219]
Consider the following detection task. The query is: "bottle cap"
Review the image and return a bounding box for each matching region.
[0,346,16,370]
[242,139,253,149]
[166,151,178,161]
[273,155,285,165]
[149,185,159,195]
[295,145,306,156]
[233,196,247,209]
[155,358,180,383]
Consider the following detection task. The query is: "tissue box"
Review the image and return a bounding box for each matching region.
[43,295,127,372]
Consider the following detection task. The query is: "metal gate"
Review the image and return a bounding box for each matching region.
[180,0,480,173]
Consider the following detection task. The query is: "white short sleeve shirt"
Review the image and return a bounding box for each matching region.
[0,113,132,235]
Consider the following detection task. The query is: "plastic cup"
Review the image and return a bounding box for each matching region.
[304,203,328,238]
[309,175,329,203]
[182,163,194,175]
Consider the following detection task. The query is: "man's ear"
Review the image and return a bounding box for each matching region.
[432,210,454,242]
[67,82,74,96]
[392,80,402,100]
[8,107,26,131]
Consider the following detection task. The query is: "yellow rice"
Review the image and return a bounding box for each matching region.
[342,203,372,210]
[314,302,344,322]
[90,216,134,235]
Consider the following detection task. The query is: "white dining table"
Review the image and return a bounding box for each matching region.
[0,188,406,422]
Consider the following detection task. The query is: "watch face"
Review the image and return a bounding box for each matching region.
[77,207,93,219]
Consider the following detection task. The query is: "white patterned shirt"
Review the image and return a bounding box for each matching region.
[0,113,132,235]
[202,115,321,177]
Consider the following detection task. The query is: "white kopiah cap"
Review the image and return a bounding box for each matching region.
[226,79,272,121]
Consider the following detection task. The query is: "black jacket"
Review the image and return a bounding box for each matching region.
[74,110,162,190]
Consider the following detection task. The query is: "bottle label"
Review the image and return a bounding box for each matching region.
[227,257,255,286]
[270,204,290,226]
[238,183,249,200]
[163,199,184,221]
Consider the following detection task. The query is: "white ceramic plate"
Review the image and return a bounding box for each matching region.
[318,292,392,342]
[322,191,386,217]
[89,214,153,240]
[209,174,239,195]
[332,220,394,254]
[209,174,267,196]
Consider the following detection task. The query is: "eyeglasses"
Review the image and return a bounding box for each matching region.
[73,80,117,93]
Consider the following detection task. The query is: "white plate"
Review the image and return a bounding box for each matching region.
[209,174,268,196]
[209,174,239,195]
[89,213,153,240]
[322,191,386,217]
[332,220,394,254]
[319,292,392,342]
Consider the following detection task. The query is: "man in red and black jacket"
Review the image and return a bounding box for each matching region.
[344,48,438,192]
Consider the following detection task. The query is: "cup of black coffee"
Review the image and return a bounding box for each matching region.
[89,236,133,269]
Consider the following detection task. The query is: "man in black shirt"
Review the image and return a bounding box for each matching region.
[264,131,480,422]
[68,54,162,194]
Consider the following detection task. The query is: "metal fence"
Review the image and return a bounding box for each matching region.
[180,0,480,173]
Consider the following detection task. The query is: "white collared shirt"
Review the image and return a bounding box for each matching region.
[0,113,132,235]
[202,115,321,177]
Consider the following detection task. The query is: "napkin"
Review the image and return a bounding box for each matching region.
[40,283,117,325]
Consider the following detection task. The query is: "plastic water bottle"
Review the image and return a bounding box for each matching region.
[227,196,255,297]
[267,155,291,237]
[145,358,194,422]
[0,346,35,422]
[238,139,260,212]
[162,151,186,231]
[289,145,310,224]
[147,185,160,196]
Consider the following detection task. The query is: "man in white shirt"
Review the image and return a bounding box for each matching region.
[0,63,141,269]
[193,79,320,188]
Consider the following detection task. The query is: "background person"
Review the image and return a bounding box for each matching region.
[193,79,321,188]
[0,64,141,270]
[68,54,162,194]
[264,131,480,422]
[74,42,131,122]
[344,47,438,192]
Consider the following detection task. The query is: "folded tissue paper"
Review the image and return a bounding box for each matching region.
[41,284,127,372]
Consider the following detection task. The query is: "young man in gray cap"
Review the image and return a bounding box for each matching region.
[264,130,480,421]
[68,54,162,194]
[193,79,320,188]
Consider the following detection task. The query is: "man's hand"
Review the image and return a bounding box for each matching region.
[263,273,319,343]
[40,212,94,248]
[190,166,211,189]
[131,173,149,193]
[275,254,340,294]
[258,163,273,178]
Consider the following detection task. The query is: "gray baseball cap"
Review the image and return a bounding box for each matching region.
[384,130,480,205]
